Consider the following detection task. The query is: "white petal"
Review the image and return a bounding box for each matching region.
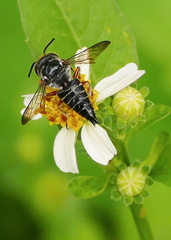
[81,123,117,165]
[75,47,90,80]
[21,94,34,106]
[53,127,79,173]
[95,63,145,102]
[32,114,42,120]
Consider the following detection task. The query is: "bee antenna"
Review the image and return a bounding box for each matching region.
[43,38,55,54]
[28,61,36,78]
[28,38,55,77]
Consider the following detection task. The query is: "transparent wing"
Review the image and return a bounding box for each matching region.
[21,83,46,125]
[66,41,111,64]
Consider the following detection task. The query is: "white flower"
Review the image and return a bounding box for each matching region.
[21,54,145,173]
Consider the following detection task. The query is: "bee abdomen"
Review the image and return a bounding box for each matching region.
[57,78,98,125]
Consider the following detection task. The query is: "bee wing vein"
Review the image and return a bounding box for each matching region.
[22,83,46,125]
[66,41,111,64]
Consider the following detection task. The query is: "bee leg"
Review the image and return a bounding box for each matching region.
[46,91,57,97]
[65,123,69,130]
[82,81,92,96]
[73,66,81,79]
[57,100,69,117]
[73,66,92,95]
[57,104,70,130]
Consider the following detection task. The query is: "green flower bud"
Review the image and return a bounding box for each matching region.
[116,166,146,196]
[112,86,145,121]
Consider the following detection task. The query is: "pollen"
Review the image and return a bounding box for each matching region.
[38,74,99,132]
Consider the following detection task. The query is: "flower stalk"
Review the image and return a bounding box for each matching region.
[130,204,154,240]
[108,134,154,239]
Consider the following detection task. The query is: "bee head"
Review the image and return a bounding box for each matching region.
[34,53,60,77]
[28,38,57,78]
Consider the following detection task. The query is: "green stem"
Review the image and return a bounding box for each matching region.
[130,204,154,240]
[109,128,154,239]
[116,139,130,166]
[109,134,130,166]
[110,135,154,239]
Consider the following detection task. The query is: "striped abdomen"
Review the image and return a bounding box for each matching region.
[57,78,98,125]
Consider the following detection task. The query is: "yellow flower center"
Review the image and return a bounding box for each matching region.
[38,74,99,132]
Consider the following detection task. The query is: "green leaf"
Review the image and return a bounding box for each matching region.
[18,0,138,82]
[68,175,111,199]
[129,104,171,135]
[149,132,171,187]
[143,131,169,166]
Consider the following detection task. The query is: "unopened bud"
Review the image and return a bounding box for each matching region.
[116,166,146,196]
[112,86,145,121]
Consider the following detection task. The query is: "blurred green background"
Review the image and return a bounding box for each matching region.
[1,0,171,239]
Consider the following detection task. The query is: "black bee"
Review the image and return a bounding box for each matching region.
[21,38,111,125]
